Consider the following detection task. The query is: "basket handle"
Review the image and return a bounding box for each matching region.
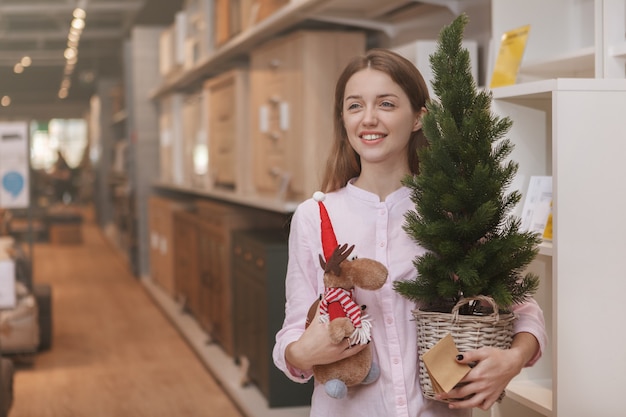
[451,295,500,322]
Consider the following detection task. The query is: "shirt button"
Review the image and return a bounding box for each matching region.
[393,357,400,364]
[379,241,385,247]
[397,397,405,406]
[387,317,393,325]
[379,210,386,216]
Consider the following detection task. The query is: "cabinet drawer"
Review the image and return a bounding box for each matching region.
[251,40,296,89]
[249,30,365,200]
[204,71,247,187]
[204,68,248,191]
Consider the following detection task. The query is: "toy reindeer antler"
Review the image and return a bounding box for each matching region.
[319,243,355,275]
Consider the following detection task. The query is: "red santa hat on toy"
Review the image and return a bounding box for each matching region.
[313,191,372,346]
[313,191,338,262]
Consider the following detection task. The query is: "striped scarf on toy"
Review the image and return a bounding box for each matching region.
[319,287,372,345]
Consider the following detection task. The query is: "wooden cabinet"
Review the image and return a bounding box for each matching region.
[182,91,207,188]
[182,0,215,69]
[148,196,188,297]
[214,0,242,46]
[249,30,365,201]
[195,209,235,352]
[232,229,313,407]
[159,94,187,186]
[193,199,286,356]
[173,210,201,316]
[203,69,249,192]
[158,96,174,184]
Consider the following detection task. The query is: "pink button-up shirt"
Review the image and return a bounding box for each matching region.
[273,182,547,417]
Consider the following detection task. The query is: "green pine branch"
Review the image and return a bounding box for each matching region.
[394,13,541,312]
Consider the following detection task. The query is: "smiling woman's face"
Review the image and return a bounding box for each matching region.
[342,68,421,170]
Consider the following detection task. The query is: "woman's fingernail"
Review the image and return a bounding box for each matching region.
[456,354,464,361]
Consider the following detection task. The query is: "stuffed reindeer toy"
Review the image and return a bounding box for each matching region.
[306,192,388,399]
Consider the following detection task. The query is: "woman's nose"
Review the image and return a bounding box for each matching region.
[362,107,378,125]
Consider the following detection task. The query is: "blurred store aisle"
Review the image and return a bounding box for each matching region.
[8,206,243,417]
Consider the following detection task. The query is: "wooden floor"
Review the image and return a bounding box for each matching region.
[8,208,244,417]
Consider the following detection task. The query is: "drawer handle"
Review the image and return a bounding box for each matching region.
[255,258,265,268]
[244,252,252,261]
[234,245,242,255]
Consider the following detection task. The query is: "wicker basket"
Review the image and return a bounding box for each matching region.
[413,295,516,401]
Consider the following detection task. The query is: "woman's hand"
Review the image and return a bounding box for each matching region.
[285,307,368,372]
[438,346,523,409]
[437,332,539,410]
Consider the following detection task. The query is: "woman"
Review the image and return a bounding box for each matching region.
[273,48,547,416]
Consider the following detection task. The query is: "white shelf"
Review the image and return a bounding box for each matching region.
[492,78,626,102]
[538,241,552,257]
[153,181,300,213]
[519,46,595,79]
[506,378,553,416]
[609,41,626,58]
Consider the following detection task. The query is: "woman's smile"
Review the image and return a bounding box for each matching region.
[360,132,387,142]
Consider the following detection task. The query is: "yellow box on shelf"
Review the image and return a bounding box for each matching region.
[490,24,531,88]
[542,202,553,241]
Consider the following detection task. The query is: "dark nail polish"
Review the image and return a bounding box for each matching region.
[456,354,464,361]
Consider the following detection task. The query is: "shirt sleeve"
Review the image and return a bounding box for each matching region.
[272,200,320,383]
[511,297,548,366]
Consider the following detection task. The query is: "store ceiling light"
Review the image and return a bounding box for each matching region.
[73,7,87,20]
[71,17,85,31]
[64,47,77,60]
[58,2,88,99]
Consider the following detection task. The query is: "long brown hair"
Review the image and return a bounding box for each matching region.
[320,48,430,193]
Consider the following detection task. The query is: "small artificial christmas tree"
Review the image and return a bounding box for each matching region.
[393,13,541,314]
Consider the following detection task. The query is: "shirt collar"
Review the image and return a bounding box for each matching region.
[346,178,411,205]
